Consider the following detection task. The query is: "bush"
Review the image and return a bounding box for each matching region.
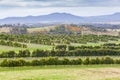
[115,59,120,64]
[1,59,8,67]
[83,57,90,65]
[31,59,40,66]
[17,50,30,57]
[55,45,67,50]
[68,46,75,50]
[103,56,114,64]
[17,58,27,66]
[46,57,59,65]
[90,59,97,64]
[62,58,70,65]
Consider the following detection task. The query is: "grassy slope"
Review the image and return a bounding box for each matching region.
[0,65,120,80]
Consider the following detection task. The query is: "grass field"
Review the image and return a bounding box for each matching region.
[0,65,120,80]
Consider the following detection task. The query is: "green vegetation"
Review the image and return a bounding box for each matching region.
[0,40,27,48]
[0,33,119,80]
[0,34,119,45]
[0,34,120,58]
[0,48,120,58]
[0,33,119,53]
[0,65,120,80]
[0,25,120,80]
[0,43,53,53]
[0,56,120,67]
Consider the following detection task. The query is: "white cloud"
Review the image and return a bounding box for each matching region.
[1,0,120,9]
[0,0,120,18]
[0,7,120,19]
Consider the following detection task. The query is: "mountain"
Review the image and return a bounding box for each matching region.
[0,13,84,24]
[86,12,120,22]
[1,12,120,24]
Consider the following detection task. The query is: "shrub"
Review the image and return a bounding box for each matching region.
[31,59,40,66]
[115,59,120,64]
[17,58,27,66]
[17,50,30,57]
[90,59,97,64]
[62,58,70,65]
[83,57,90,65]
[103,56,114,64]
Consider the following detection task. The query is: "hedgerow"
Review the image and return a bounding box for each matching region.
[0,57,120,67]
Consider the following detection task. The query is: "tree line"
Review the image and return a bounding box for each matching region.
[1,56,120,67]
[0,49,120,58]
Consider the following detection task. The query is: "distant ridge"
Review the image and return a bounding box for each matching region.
[1,12,120,24]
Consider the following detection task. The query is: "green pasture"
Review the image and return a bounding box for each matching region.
[0,65,120,80]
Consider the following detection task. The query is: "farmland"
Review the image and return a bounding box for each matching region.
[0,40,120,53]
[0,32,119,80]
[0,65,120,80]
[0,33,119,53]
[1,1,120,80]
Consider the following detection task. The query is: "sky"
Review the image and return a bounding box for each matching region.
[0,0,120,19]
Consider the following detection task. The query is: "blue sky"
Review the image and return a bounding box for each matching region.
[0,0,120,19]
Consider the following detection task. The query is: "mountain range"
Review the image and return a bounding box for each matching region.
[1,12,120,24]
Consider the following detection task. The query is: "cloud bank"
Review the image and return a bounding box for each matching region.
[0,0,120,19]
[0,0,120,9]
